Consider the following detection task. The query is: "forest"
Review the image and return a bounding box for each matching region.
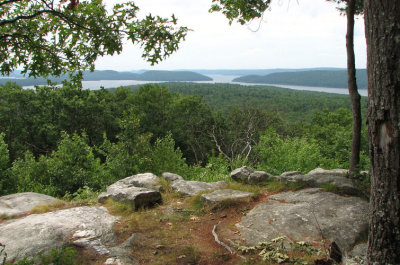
[234,69,368,89]
[0,70,212,86]
[0,81,370,198]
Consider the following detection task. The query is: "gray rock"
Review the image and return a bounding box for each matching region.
[171,180,227,196]
[0,206,117,262]
[201,189,253,204]
[280,171,302,177]
[344,243,367,265]
[0,192,58,217]
[162,172,184,182]
[231,166,271,184]
[307,168,348,176]
[107,234,140,265]
[249,171,272,184]
[98,174,162,209]
[98,184,162,209]
[119,173,162,191]
[279,168,361,196]
[231,166,254,182]
[236,188,369,252]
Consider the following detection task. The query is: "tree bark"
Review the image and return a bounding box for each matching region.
[364,0,400,263]
[346,0,362,173]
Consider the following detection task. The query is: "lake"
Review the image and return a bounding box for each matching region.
[23,74,368,97]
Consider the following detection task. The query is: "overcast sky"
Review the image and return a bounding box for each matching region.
[95,0,367,71]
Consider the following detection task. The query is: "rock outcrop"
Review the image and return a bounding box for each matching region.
[0,192,58,217]
[162,172,184,182]
[170,180,227,196]
[231,166,272,184]
[201,189,253,204]
[279,168,362,196]
[0,206,117,262]
[98,174,162,209]
[236,188,369,253]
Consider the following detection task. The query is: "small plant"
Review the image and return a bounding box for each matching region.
[4,246,78,265]
[64,186,99,204]
[1,243,6,265]
[237,236,325,264]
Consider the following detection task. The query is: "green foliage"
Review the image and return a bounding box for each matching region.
[256,128,334,175]
[149,133,188,176]
[5,246,78,265]
[234,69,368,89]
[209,0,270,25]
[9,132,104,197]
[100,109,152,181]
[237,237,324,264]
[0,133,9,195]
[63,186,99,203]
[308,108,369,170]
[1,1,189,78]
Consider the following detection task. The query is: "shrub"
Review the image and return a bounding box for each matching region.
[255,128,337,175]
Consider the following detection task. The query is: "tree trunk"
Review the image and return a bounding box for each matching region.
[364,0,400,264]
[346,0,362,173]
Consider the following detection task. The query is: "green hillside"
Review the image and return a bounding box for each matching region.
[233,69,368,89]
[0,70,212,86]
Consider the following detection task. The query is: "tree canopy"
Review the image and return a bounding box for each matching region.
[0,0,189,79]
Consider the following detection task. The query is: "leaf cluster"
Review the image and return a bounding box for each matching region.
[0,0,189,79]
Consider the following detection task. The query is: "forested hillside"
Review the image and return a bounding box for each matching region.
[0,70,211,86]
[0,81,369,198]
[123,82,367,122]
[234,69,368,89]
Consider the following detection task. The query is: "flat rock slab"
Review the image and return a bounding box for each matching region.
[279,168,361,196]
[0,192,58,217]
[98,185,161,209]
[201,189,253,204]
[0,206,117,262]
[236,188,369,252]
[171,180,227,196]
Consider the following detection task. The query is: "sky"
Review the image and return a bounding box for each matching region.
[95,0,367,71]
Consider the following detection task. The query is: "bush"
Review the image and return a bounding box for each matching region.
[0,133,10,195]
[9,132,105,197]
[255,128,336,175]
[149,133,189,176]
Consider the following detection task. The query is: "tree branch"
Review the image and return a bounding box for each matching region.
[0,0,22,7]
[0,9,60,27]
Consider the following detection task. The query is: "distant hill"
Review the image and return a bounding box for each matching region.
[193,68,345,76]
[233,69,367,89]
[0,70,212,86]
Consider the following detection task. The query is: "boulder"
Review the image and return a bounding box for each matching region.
[105,234,140,265]
[201,189,253,204]
[279,168,361,196]
[98,184,161,210]
[0,206,117,262]
[0,192,58,217]
[162,172,184,182]
[231,166,254,182]
[231,166,271,184]
[343,243,367,265]
[118,173,162,191]
[307,168,348,176]
[170,180,227,196]
[280,171,302,177]
[236,188,369,252]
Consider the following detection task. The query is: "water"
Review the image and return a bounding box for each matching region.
[22,74,368,97]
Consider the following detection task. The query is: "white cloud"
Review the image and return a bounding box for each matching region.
[95,0,367,70]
